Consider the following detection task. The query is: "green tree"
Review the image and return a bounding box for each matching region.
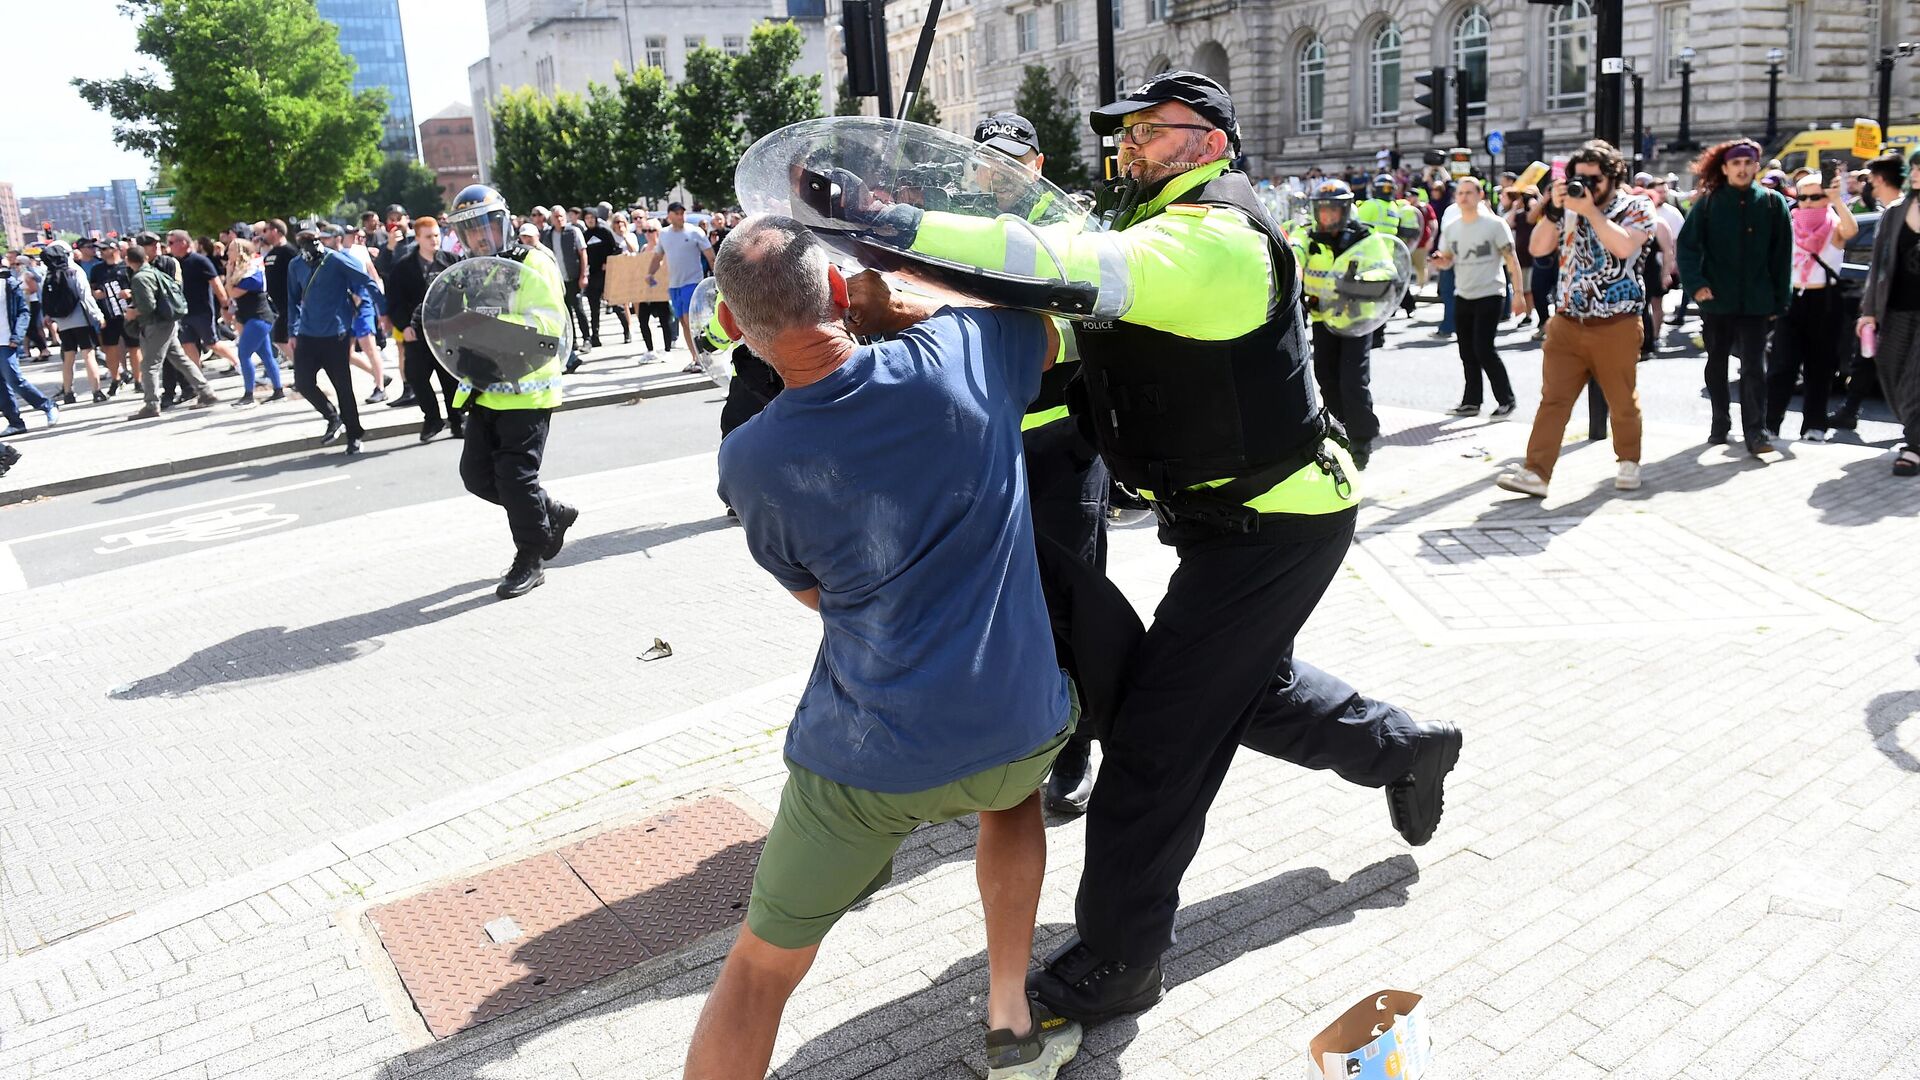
[672,46,743,209]
[734,22,823,144]
[75,0,384,234]
[542,90,592,207]
[834,82,865,117]
[611,65,681,204]
[906,93,941,128]
[345,156,445,217]
[488,87,553,213]
[577,81,631,207]
[1015,65,1092,190]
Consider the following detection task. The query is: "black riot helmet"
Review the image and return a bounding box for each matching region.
[444,184,518,258]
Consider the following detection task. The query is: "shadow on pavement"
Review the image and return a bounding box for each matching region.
[96,446,350,504]
[106,579,497,699]
[1865,657,1919,773]
[548,514,738,566]
[1808,454,1915,527]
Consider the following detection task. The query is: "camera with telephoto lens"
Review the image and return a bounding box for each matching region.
[1565,177,1587,200]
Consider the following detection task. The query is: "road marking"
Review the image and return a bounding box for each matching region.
[1,474,349,546]
[95,503,300,555]
[0,543,25,595]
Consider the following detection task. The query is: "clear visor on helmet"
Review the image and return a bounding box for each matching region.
[452,208,509,258]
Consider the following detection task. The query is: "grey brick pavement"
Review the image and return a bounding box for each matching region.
[3,401,1918,1078]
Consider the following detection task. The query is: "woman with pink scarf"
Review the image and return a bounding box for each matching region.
[1766,172,1857,441]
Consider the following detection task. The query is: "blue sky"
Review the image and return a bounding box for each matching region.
[6,0,490,197]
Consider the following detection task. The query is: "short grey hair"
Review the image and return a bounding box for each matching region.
[713,215,837,342]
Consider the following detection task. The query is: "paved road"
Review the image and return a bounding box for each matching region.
[0,387,730,590]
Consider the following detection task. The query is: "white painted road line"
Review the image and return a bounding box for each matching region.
[0,473,353,545]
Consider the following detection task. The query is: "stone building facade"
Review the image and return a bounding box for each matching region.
[882,0,982,134]
[937,0,1920,180]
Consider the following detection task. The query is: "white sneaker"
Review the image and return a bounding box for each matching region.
[1802,429,1829,443]
[1496,467,1549,497]
[1615,461,1642,490]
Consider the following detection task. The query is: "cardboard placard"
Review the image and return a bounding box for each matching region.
[1307,990,1431,1080]
[603,256,669,306]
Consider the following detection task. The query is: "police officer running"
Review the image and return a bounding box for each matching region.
[439,185,580,599]
[870,71,1463,1024]
[974,110,1111,815]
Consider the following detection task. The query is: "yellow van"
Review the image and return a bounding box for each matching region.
[1770,125,1920,173]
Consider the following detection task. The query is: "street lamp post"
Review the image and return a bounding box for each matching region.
[1881,44,1918,139]
[1765,48,1784,145]
[1673,47,1697,151]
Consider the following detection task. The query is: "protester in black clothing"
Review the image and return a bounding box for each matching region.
[578,207,629,352]
[87,242,137,393]
[260,219,300,362]
[384,216,463,442]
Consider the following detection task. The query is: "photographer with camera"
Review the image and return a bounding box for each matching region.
[1498,139,1655,499]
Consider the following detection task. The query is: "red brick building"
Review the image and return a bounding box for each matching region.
[419,103,480,208]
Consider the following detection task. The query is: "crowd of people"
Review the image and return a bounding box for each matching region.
[0,199,747,474]
[1268,137,1920,489]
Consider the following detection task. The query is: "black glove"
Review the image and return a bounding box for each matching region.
[817,168,924,245]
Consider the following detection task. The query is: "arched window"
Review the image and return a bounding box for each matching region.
[1451,5,1490,118]
[1297,38,1326,134]
[1368,23,1402,127]
[1546,0,1592,111]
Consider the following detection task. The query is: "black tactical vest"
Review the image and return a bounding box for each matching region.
[1070,169,1321,496]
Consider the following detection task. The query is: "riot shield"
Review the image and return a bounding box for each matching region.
[688,278,733,390]
[1320,235,1413,339]
[421,257,570,385]
[734,117,1104,316]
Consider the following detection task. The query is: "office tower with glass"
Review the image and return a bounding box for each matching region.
[318,0,419,160]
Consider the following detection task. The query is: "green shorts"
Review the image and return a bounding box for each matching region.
[746,687,1079,950]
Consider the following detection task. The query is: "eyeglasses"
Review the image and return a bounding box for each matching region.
[1114,121,1214,145]
[1796,193,1827,203]
[1572,171,1605,184]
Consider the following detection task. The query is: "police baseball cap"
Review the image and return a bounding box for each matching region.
[1089,70,1240,154]
[974,112,1039,158]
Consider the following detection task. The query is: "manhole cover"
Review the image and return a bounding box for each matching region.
[368,796,765,1039]
[1347,516,1862,643]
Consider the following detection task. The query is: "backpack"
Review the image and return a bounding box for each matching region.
[42,266,80,318]
[144,266,186,321]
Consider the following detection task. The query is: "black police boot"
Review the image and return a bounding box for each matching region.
[1043,736,1094,815]
[495,548,545,600]
[542,501,579,561]
[1026,937,1164,1026]
[1386,718,1463,846]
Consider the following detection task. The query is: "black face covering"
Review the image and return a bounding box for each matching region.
[300,239,326,267]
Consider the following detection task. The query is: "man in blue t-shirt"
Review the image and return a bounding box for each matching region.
[688,216,1083,1080]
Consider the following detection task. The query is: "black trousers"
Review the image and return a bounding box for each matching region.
[1766,288,1840,436]
[1024,419,1110,574]
[1077,510,1421,965]
[293,334,363,439]
[562,280,590,352]
[1454,294,1516,408]
[403,338,458,428]
[1529,261,1557,325]
[1026,418,1111,765]
[584,271,627,345]
[637,301,676,352]
[460,405,554,552]
[1700,312,1773,442]
[1310,325,1378,448]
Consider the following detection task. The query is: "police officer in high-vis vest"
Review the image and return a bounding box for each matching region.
[439,184,580,600]
[1296,179,1401,469]
[857,71,1462,1025]
[1355,174,1418,345]
[974,110,1110,816]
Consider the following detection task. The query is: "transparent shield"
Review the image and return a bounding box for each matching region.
[421,257,571,385]
[734,117,1103,316]
[1317,235,1414,339]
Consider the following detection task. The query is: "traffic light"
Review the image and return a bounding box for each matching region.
[841,0,879,98]
[1413,68,1451,138]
